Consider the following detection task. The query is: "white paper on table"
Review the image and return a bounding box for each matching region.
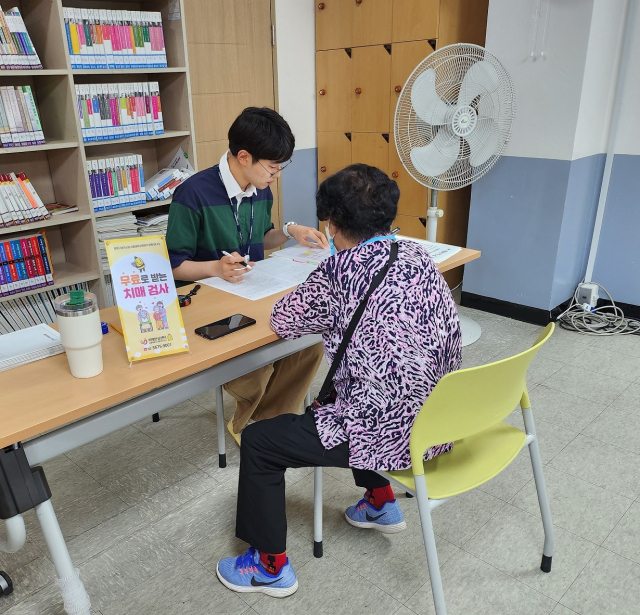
[197,257,317,301]
[396,235,462,264]
[270,245,332,266]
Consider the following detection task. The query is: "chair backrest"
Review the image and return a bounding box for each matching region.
[409,323,554,470]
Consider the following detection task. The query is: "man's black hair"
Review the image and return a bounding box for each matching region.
[316,164,399,242]
[228,107,295,164]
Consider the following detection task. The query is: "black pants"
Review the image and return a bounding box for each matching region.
[236,411,390,554]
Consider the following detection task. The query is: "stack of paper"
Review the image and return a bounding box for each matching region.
[0,323,63,372]
[97,212,138,269]
[198,258,316,301]
[270,245,332,266]
[136,212,168,236]
[395,236,462,264]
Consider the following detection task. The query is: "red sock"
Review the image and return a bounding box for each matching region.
[366,485,395,509]
[259,551,287,575]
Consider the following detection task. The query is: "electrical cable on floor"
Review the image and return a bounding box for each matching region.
[556,282,640,336]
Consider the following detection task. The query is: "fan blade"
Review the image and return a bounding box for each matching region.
[410,128,460,177]
[466,120,500,167]
[410,69,450,126]
[458,61,499,107]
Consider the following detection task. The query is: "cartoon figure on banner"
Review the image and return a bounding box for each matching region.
[136,304,154,333]
[131,256,146,272]
[153,301,168,330]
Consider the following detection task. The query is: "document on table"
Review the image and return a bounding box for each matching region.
[197,258,317,301]
[397,235,462,264]
[0,324,64,372]
[270,245,332,266]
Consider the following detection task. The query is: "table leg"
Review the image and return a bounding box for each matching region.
[36,500,91,614]
[215,386,226,468]
[152,413,160,422]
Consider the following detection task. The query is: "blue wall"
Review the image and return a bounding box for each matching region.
[463,154,604,311]
[281,147,318,231]
[550,154,605,307]
[592,154,640,305]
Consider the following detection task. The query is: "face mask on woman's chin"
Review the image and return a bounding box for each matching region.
[325,224,336,256]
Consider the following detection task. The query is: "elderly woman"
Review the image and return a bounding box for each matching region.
[216,164,461,597]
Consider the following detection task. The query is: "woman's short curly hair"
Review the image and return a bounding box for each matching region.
[316,164,399,242]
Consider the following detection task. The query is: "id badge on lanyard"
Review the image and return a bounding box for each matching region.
[219,169,254,260]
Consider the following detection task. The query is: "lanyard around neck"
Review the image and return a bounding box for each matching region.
[218,167,254,258]
[361,235,397,247]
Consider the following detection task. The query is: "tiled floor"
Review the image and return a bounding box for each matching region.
[2,306,640,614]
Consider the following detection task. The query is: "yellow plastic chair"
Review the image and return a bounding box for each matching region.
[312,323,555,615]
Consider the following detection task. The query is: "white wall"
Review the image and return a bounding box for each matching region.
[613,0,640,156]
[485,0,594,161]
[274,0,317,151]
[572,0,626,160]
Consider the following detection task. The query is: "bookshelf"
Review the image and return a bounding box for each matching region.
[0,0,197,313]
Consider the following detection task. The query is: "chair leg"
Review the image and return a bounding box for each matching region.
[522,406,554,572]
[216,386,226,468]
[313,466,323,557]
[415,475,447,615]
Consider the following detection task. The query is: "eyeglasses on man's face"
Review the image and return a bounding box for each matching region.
[258,159,293,178]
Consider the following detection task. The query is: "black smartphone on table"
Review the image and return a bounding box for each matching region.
[195,314,257,340]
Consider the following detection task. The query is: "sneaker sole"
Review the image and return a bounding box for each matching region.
[216,564,298,598]
[345,513,407,533]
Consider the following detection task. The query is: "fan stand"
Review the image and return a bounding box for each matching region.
[428,190,482,347]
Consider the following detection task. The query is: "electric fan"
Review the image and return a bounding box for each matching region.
[394,43,515,346]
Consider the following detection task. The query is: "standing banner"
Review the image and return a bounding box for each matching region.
[104,235,189,362]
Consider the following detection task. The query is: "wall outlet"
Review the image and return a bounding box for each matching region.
[577,283,599,307]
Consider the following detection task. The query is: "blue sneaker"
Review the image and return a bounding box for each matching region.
[345,495,407,533]
[216,547,298,598]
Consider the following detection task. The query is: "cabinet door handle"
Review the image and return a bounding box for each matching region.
[395,85,402,93]
[392,172,399,178]
[355,0,363,4]
[319,89,326,95]
[320,166,327,172]
[318,3,325,9]
[355,87,362,94]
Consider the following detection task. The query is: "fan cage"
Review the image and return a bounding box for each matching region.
[394,43,516,190]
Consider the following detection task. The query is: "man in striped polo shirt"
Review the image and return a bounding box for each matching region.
[166,107,327,444]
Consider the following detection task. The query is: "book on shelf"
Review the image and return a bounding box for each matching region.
[145,167,192,201]
[0,230,55,297]
[0,171,51,226]
[44,203,79,216]
[0,6,42,70]
[64,8,167,71]
[76,81,163,143]
[0,281,90,333]
[87,154,145,213]
[0,85,44,147]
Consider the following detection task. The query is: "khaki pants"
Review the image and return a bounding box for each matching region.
[223,343,324,434]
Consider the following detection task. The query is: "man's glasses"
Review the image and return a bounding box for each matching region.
[259,159,293,178]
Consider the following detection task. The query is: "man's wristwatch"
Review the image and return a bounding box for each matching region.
[282,221,297,238]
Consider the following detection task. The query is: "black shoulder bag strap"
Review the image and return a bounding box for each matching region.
[311,242,399,409]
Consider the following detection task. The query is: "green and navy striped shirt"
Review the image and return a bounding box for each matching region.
[166,164,274,273]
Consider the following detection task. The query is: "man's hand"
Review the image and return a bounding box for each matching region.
[213,252,256,283]
[287,225,330,249]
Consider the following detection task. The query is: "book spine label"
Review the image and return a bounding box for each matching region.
[36,235,54,285]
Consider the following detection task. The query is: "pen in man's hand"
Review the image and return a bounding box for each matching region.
[222,251,252,270]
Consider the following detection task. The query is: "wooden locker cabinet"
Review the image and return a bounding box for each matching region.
[352,0,393,47]
[389,144,428,218]
[317,49,352,132]
[318,132,353,179]
[390,39,433,128]
[392,0,439,43]
[316,1,353,51]
[438,0,489,47]
[352,45,392,133]
[393,214,427,239]
[352,133,390,174]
